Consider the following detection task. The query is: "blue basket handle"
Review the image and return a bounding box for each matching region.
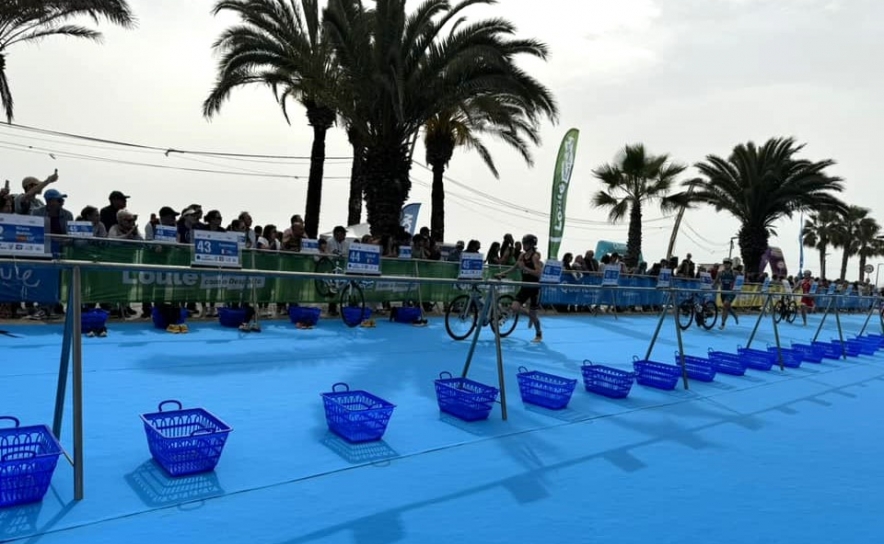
[707,347,714,354]
[0,416,20,429]
[632,355,639,362]
[2,450,35,462]
[737,344,744,350]
[190,428,215,437]
[582,359,593,366]
[518,366,528,374]
[158,400,182,412]
[331,383,349,393]
[439,371,453,380]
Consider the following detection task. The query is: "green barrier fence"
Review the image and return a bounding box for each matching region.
[60,239,515,304]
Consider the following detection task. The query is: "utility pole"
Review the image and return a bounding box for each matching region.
[666,178,698,260]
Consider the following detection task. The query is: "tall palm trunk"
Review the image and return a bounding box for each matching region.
[426,137,454,243]
[625,200,642,268]
[363,140,411,238]
[739,224,769,281]
[346,127,364,227]
[858,254,867,282]
[818,246,826,280]
[840,248,850,281]
[304,104,335,239]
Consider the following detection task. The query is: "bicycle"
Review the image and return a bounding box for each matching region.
[314,256,373,328]
[445,283,519,341]
[772,294,798,324]
[677,292,718,331]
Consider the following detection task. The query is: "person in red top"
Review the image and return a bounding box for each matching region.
[799,270,815,326]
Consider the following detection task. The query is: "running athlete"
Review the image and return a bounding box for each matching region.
[495,234,543,343]
[715,258,739,330]
[799,270,814,326]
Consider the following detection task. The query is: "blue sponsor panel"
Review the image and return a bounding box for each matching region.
[0,263,60,303]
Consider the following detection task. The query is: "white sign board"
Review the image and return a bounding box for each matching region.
[700,272,713,290]
[0,213,49,258]
[458,252,484,280]
[153,225,178,243]
[346,242,382,275]
[601,265,621,287]
[540,260,563,284]
[192,230,242,268]
[657,268,672,289]
[67,221,94,238]
[301,238,319,254]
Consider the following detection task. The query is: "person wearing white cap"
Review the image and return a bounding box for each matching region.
[108,209,142,240]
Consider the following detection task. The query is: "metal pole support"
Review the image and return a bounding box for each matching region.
[671,293,689,390]
[645,290,670,360]
[812,295,834,343]
[489,285,507,421]
[53,274,75,439]
[71,266,84,501]
[746,293,772,349]
[461,284,495,379]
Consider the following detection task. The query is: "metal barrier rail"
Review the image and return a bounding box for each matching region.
[2,256,880,502]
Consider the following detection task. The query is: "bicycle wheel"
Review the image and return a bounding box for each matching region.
[340,282,365,328]
[445,294,479,341]
[773,300,785,323]
[677,299,694,330]
[786,300,798,324]
[490,294,519,338]
[699,300,718,330]
[314,257,337,298]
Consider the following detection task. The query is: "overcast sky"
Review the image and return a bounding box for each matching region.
[2,0,881,278]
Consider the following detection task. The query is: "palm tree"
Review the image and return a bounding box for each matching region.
[322,0,558,238]
[802,209,839,279]
[832,206,877,281]
[423,96,546,242]
[346,125,364,226]
[591,144,686,268]
[204,0,336,239]
[0,0,135,122]
[681,137,846,278]
[856,219,884,282]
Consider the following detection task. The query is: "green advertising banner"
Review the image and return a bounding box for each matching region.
[547,128,580,260]
[60,241,516,304]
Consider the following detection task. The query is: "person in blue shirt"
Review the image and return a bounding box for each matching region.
[715,258,739,330]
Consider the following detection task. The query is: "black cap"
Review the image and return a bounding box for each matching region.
[333,225,347,233]
[109,190,130,200]
[158,206,179,217]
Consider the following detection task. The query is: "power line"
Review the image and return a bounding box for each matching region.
[0,122,353,161]
[0,142,351,180]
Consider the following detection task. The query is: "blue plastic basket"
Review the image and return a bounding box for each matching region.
[516,367,577,410]
[673,353,716,382]
[393,306,422,324]
[791,343,824,363]
[854,335,884,351]
[342,307,372,327]
[140,401,232,477]
[812,341,843,360]
[632,358,681,391]
[707,350,748,376]
[434,372,499,422]
[289,306,321,326]
[580,360,634,399]
[218,308,248,328]
[844,338,874,356]
[321,383,395,443]
[736,346,775,371]
[0,416,63,508]
[765,345,803,368]
[862,334,884,348]
[151,307,188,329]
[81,309,109,331]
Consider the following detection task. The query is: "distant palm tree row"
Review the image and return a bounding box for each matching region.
[592,137,851,280]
